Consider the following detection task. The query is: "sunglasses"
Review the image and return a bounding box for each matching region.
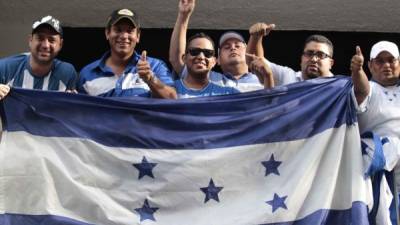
[187,48,215,58]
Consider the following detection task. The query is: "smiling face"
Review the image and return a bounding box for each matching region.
[300,41,334,79]
[106,19,140,58]
[29,25,63,65]
[184,37,216,78]
[369,51,400,86]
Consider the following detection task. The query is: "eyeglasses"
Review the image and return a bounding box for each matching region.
[302,50,331,60]
[187,48,215,58]
[373,58,399,66]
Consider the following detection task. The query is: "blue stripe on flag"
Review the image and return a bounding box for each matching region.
[0,76,356,149]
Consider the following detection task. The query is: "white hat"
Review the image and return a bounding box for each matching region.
[370,41,400,59]
[218,31,245,47]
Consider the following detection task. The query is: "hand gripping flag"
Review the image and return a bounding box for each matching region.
[0,76,372,225]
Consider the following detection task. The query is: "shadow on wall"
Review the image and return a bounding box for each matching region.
[59,27,400,78]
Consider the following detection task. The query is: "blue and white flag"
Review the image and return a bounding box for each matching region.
[0,77,372,225]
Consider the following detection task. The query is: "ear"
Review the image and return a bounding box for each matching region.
[368,61,373,71]
[28,34,33,48]
[329,58,334,69]
[136,29,141,44]
[105,28,110,40]
[210,56,217,68]
[59,38,64,49]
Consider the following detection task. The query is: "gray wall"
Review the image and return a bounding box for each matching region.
[1,0,399,57]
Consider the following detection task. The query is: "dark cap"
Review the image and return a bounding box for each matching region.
[106,8,139,28]
[32,15,63,36]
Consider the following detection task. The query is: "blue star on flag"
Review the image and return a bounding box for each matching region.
[135,199,159,222]
[261,154,282,176]
[266,193,288,213]
[200,178,223,203]
[133,156,157,179]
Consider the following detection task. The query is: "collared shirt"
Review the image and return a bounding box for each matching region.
[78,51,173,97]
[181,66,263,92]
[174,79,240,99]
[0,53,77,90]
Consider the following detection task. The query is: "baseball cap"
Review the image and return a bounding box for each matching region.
[370,41,399,59]
[218,31,245,47]
[106,8,139,28]
[32,15,63,36]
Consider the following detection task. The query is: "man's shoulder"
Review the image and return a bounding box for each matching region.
[0,53,28,67]
[53,59,77,73]
[80,58,102,76]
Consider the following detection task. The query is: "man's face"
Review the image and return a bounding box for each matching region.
[218,38,246,68]
[368,51,400,86]
[184,37,216,77]
[29,26,63,65]
[300,41,334,79]
[106,19,140,58]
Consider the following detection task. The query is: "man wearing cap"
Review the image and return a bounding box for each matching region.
[174,32,240,98]
[351,41,400,224]
[0,15,78,99]
[78,8,175,98]
[169,0,273,92]
[247,22,335,86]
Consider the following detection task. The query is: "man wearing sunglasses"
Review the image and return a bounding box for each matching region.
[351,41,400,223]
[247,22,334,86]
[173,33,239,98]
[169,0,272,93]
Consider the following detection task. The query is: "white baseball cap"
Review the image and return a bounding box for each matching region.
[370,41,399,59]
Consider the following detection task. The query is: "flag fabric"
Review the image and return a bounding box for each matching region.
[0,76,372,225]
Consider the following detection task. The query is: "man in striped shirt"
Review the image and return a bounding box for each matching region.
[0,15,77,99]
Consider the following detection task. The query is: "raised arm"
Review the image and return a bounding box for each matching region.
[350,46,370,104]
[169,0,195,75]
[246,22,275,63]
[246,53,275,89]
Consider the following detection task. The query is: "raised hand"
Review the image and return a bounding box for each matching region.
[179,0,195,16]
[249,22,276,37]
[137,50,154,83]
[246,53,274,88]
[351,46,364,73]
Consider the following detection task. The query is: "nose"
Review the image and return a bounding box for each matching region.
[40,39,50,48]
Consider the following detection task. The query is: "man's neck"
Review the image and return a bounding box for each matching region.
[184,73,209,89]
[223,64,248,80]
[29,57,52,77]
[106,52,133,76]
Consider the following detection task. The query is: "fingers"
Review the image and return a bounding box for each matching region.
[245,53,257,59]
[141,50,147,61]
[0,84,10,100]
[356,46,362,56]
[249,22,275,36]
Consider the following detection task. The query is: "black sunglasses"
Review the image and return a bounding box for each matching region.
[187,48,215,58]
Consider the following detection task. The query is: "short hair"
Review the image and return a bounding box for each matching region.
[186,32,216,51]
[304,35,334,57]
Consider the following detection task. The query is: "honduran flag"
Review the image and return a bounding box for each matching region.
[0,77,372,225]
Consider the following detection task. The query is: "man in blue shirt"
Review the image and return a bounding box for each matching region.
[169,0,271,93]
[174,33,239,98]
[0,15,78,99]
[78,8,176,99]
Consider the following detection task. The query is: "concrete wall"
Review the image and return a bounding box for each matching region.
[1,0,399,57]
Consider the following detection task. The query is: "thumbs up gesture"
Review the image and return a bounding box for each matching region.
[137,50,155,83]
[350,46,364,73]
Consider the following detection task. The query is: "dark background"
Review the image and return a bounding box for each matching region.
[59,28,400,78]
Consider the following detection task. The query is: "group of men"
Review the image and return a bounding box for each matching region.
[0,0,399,223]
